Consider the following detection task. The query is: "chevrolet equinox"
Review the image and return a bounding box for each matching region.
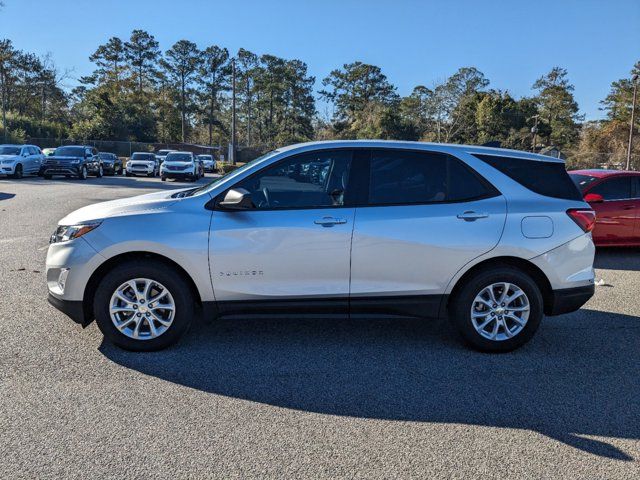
[46,141,596,352]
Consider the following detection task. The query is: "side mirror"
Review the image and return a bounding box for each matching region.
[218,188,253,210]
[584,193,604,203]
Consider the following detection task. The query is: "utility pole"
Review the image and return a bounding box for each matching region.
[626,73,638,170]
[230,58,237,165]
[530,115,540,153]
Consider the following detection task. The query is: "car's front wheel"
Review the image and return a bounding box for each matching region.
[10,164,23,179]
[78,165,88,180]
[449,266,543,352]
[94,260,194,351]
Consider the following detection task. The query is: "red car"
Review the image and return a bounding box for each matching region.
[569,169,640,247]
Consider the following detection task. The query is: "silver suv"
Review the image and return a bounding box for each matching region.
[46,141,596,352]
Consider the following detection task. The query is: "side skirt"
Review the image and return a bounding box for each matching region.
[204,295,448,320]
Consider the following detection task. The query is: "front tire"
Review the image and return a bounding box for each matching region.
[94,260,194,351]
[10,164,23,179]
[78,166,88,180]
[449,266,543,352]
[96,165,103,178]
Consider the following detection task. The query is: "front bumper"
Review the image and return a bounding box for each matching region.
[1,163,16,174]
[546,284,595,316]
[162,171,193,179]
[42,165,81,176]
[48,293,88,325]
[127,166,154,175]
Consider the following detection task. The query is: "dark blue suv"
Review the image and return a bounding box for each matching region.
[42,146,103,180]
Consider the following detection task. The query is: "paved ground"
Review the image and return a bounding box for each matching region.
[0,174,639,479]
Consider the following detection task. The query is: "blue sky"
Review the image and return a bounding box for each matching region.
[1,0,638,120]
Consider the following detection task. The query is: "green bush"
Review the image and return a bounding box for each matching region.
[218,162,245,174]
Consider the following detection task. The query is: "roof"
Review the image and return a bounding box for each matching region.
[276,140,565,163]
[568,169,640,178]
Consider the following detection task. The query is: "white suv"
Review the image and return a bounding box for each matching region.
[160,151,201,182]
[46,141,595,352]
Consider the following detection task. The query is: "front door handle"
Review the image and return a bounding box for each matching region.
[457,211,489,221]
[314,217,347,227]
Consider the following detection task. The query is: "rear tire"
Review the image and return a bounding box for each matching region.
[93,260,194,351]
[449,266,543,352]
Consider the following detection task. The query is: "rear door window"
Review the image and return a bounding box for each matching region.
[590,177,633,201]
[368,150,496,205]
[474,154,582,201]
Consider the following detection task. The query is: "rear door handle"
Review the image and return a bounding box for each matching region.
[457,211,489,221]
[314,217,347,227]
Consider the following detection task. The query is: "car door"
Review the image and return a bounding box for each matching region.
[30,146,43,173]
[209,149,356,314]
[587,176,635,245]
[349,148,507,317]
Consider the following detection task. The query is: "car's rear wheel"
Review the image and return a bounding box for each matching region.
[449,266,543,352]
[94,260,194,351]
[10,164,23,179]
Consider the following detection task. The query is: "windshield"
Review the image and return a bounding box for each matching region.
[54,146,85,157]
[131,153,154,160]
[569,173,599,192]
[182,150,280,197]
[165,153,192,162]
[0,146,21,155]
[157,150,172,156]
[198,155,213,160]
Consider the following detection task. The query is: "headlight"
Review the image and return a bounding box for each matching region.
[50,222,102,244]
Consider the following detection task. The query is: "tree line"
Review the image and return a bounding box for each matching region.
[0,32,638,165]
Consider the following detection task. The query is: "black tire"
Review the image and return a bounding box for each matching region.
[449,266,543,353]
[125,171,131,177]
[44,174,52,180]
[78,166,88,180]
[161,176,166,181]
[10,164,23,179]
[93,260,194,351]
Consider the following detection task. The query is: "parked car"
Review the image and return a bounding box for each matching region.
[197,154,216,172]
[41,145,103,180]
[155,149,174,165]
[0,144,44,178]
[569,169,640,247]
[126,152,159,177]
[98,152,122,175]
[47,141,596,352]
[160,151,201,182]
[42,148,56,157]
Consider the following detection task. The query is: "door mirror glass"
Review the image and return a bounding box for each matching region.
[584,193,604,203]
[218,188,253,210]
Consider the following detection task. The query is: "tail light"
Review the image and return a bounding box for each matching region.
[567,209,596,233]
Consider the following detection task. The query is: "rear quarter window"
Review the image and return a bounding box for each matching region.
[474,154,582,201]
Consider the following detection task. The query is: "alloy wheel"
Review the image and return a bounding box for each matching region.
[470,282,530,341]
[109,278,176,340]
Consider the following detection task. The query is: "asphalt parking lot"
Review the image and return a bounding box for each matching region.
[0,174,639,479]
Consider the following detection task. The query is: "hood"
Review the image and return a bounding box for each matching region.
[163,160,194,166]
[0,154,19,161]
[46,155,83,161]
[58,188,192,225]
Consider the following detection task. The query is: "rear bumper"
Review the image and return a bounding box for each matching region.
[546,284,595,316]
[48,293,89,326]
